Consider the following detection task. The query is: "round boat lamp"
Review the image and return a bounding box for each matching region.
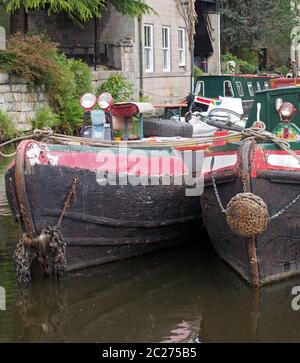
[80,93,97,111]
[279,102,296,123]
[98,93,113,111]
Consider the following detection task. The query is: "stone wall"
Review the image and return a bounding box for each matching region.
[0,72,49,132]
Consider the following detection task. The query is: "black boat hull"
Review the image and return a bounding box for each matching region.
[5,141,202,273]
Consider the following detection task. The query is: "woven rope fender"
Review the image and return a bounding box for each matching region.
[226,193,269,238]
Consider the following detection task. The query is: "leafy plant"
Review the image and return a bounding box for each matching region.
[138,94,151,103]
[2,32,60,83]
[220,0,297,53]
[221,53,258,74]
[68,58,93,97]
[32,106,60,130]
[0,111,18,142]
[97,73,134,103]
[57,99,84,135]
[193,66,203,78]
[275,65,289,77]
[238,60,258,75]
[0,34,92,135]
[1,0,154,26]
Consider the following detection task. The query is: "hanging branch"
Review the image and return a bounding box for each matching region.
[175,0,197,46]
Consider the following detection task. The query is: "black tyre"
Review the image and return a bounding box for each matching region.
[144,118,193,138]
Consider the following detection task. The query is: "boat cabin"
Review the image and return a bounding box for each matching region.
[194,75,274,100]
[247,87,300,140]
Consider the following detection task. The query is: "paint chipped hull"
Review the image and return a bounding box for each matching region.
[202,140,300,286]
[5,141,202,273]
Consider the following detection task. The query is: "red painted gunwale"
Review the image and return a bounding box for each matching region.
[22,141,189,177]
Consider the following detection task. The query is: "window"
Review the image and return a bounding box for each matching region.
[264,81,270,90]
[195,81,205,96]
[162,26,171,72]
[236,82,244,97]
[144,24,154,72]
[256,82,262,92]
[247,82,255,97]
[224,81,234,97]
[178,27,186,66]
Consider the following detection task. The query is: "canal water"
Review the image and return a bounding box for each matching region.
[1,153,300,343]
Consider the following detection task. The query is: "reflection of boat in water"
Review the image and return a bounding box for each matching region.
[14,242,206,343]
[10,240,300,343]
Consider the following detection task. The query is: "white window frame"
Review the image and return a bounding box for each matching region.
[178,27,186,67]
[195,81,205,96]
[264,81,270,90]
[144,24,154,73]
[236,82,244,97]
[162,26,171,72]
[256,82,262,92]
[247,82,255,97]
[223,81,235,97]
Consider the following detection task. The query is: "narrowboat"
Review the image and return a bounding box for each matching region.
[194,75,274,100]
[201,86,300,286]
[192,75,276,118]
[5,99,203,283]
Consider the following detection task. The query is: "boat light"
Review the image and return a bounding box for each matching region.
[98,93,113,111]
[80,93,97,110]
[278,102,296,123]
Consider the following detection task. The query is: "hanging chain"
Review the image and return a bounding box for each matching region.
[56,177,78,228]
[211,174,227,214]
[269,193,300,221]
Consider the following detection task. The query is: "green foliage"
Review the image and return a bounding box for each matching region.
[111,0,154,17]
[0,0,153,25]
[193,66,203,78]
[68,58,93,97]
[138,94,151,103]
[221,52,258,74]
[0,33,59,82]
[0,111,18,141]
[32,106,60,130]
[220,0,297,53]
[97,73,134,103]
[275,65,289,77]
[57,98,84,135]
[238,60,258,75]
[0,33,91,135]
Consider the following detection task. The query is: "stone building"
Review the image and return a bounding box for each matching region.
[1,0,220,103]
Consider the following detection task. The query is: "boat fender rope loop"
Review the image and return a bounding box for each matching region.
[14,177,78,285]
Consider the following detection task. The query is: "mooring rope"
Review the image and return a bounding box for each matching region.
[2,124,300,161]
[0,127,242,154]
[242,126,300,163]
